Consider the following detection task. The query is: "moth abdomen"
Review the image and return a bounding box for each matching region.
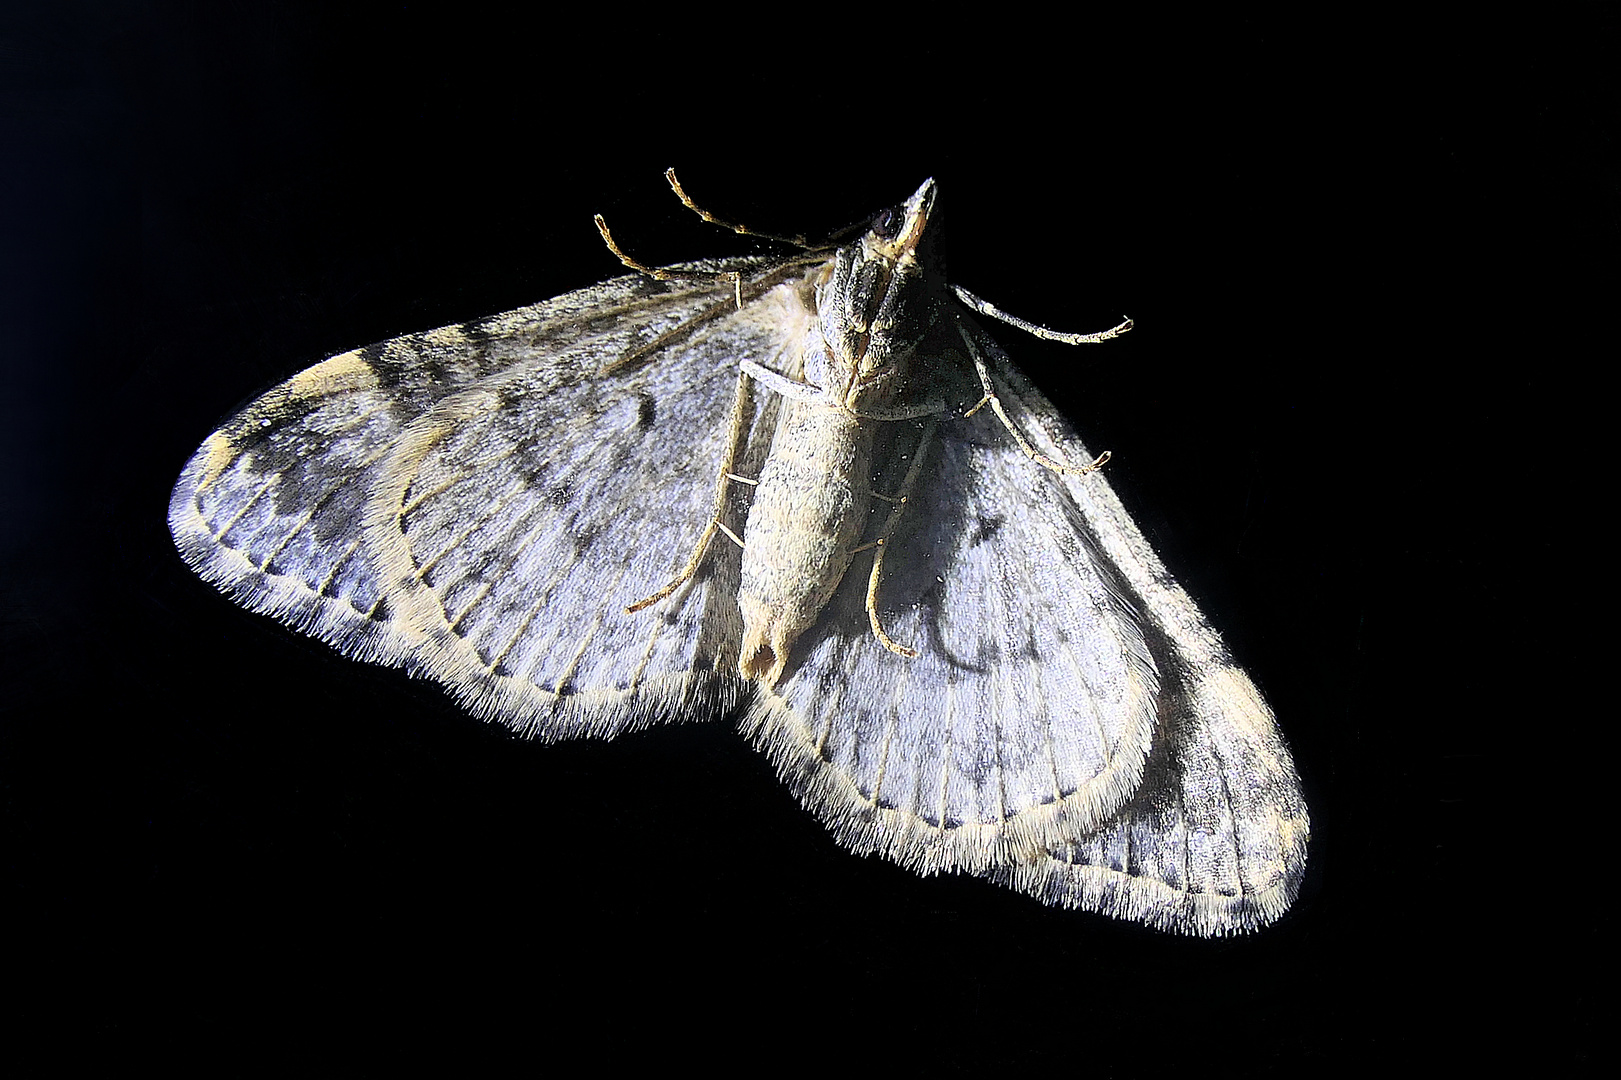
[737,403,875,686]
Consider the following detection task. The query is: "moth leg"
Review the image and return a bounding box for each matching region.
[740,360,946,421]
[957,323,1111,478]
[625,369,755,614]
[739,359,833,404]
[857,417,939,659]
[852,399,946,421]
[952,285,1133,344]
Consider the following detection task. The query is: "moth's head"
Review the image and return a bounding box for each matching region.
[816,179,945,411]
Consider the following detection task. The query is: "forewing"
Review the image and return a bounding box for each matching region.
[743,335,1162,876]
[171,343,440,665]
[976,333,1310,934]
[170,263,809,737]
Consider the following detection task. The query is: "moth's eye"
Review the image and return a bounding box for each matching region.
[872,207,903,239]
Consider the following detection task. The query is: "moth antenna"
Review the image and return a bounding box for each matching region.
[592,213,669,278]
[953,284,1133,345]
[665,168,812,247]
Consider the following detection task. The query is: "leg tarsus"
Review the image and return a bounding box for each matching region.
[625,370,755,613]
[958,323,1110,477]
[862,419,937,659]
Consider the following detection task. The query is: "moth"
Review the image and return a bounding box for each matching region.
[170,173,1309,935]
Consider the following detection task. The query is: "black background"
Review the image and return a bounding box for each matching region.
[3,3,1605,1071]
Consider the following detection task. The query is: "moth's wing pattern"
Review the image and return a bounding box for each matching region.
[742,319,1308,934]
[976,328,1310,934]
[991,663,1310,935]
[171,326,509,667]
[170,262,809,738]
[742,326,1165,877]
[172,201,1306,935]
